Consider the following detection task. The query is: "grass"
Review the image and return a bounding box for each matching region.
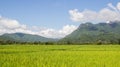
[0,45,120,67]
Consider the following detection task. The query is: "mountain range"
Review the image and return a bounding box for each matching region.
[0,21,120,44]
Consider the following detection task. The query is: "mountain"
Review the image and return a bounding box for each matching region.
[0,33,58,42]
[60,21,120,44]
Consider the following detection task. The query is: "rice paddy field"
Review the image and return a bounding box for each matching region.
[0,45,120,67]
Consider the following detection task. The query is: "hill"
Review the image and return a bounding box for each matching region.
[60,21,120,44]
[0,33,57,43]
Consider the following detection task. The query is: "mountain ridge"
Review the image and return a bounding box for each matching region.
[60,21,120,44]
[0,33,58,42]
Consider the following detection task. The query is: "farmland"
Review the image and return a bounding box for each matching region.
[0,45,120,67]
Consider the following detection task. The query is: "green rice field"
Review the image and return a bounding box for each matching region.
[0,45,120,67]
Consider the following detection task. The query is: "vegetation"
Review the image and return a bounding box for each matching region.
[1,21,120,45]
[0,45,120,67]
[0,33,57,43]
[60,21,120,44]
[0,21,120,67]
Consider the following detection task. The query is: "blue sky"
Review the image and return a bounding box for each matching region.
[0,0,119,29]
[0,0,120,38]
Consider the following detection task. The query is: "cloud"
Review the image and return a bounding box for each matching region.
[0,17,24,29]
[34,25,77,38]
[117,2,120,11]
[69,2,120,23]
[69,9,84,22]
[0,17,77,38]
[59,25,77,35]
[0,17,28,34]
[108,3,117,11]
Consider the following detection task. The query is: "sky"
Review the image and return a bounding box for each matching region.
[0,0,120,38]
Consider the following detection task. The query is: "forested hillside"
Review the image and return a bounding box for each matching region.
[60,21,120,44]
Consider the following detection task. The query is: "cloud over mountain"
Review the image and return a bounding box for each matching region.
[69,2,120,23]
[0,17,77,38]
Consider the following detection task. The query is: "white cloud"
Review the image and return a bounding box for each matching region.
[0,17,77,38]
[59,25,77,35]
[0,18,19,29]
[69,2,120,23]
[117,2,120,11]
[69,9,84,22]
[36,25,77,38]
[0,17,26,34]
[0,17,27,29]
[108,3,117,11]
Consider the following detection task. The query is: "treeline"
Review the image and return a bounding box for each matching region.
[0,40,120,45]
[0,40,57,45]
[59,39,120,45]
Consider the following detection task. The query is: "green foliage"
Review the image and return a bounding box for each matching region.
[60,21,120,44]
[0,33,58,43]
[0,45,120,67]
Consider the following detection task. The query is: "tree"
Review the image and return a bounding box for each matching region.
[118,39,120,44]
